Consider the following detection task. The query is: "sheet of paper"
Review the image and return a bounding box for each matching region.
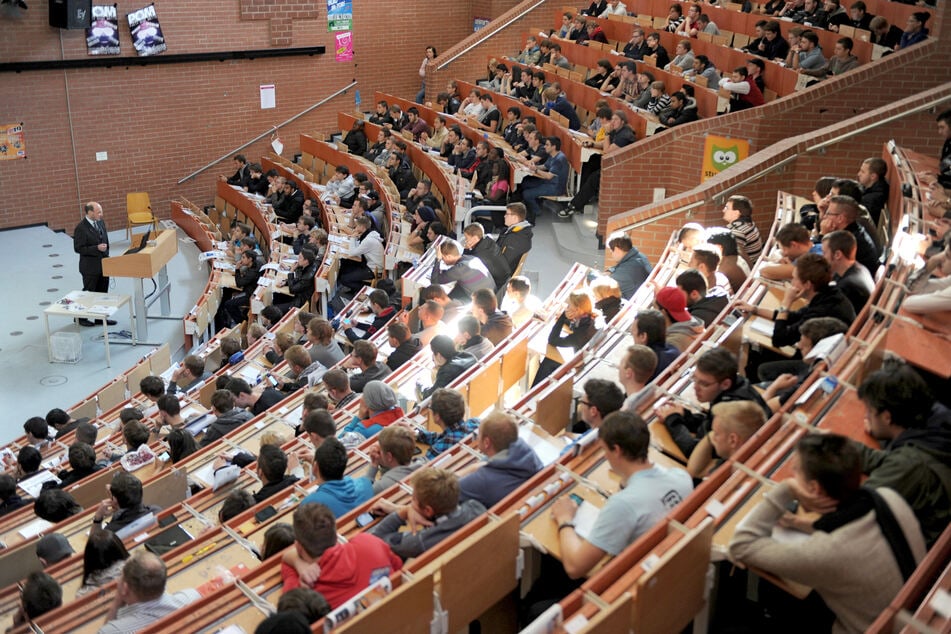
[572,500,600,542]
[18,517,54,540]
[17,470,61,498]
[519,428,562,466]
[749,316,775,337]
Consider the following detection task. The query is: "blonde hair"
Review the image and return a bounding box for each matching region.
[589,276,621,301]
[260,431,287,449]
[711,401,766,443]
[567,289,594,316]
[411,469,460,516]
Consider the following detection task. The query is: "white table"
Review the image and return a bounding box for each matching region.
[44,291,136,367]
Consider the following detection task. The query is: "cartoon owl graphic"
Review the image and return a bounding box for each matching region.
[711,145,739,172]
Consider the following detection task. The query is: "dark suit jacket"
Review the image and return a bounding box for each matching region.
[73,217,109,276]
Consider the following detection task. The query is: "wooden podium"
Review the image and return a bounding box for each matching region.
[103,229,178,342]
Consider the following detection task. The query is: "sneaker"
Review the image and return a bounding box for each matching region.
[557,206,575,218]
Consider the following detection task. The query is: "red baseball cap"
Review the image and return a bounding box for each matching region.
[655,287,692,322]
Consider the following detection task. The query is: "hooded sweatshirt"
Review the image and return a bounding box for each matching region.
[459,439,544,508]
[300,477,375,517]
[342,406,405,439]
[856,403,951,547]
[666,315,705,352]
[281,533,402,608]
[200,408,254,447]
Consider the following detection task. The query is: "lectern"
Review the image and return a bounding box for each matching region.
[103,229,178,342]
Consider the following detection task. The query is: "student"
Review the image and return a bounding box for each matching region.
[300,438,373,517]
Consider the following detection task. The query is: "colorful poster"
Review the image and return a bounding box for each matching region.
[474,17,490,31]
[327,0,352,31]
[0,123,27,161]
[86,4,120,56]
[701,135,750,181]
[334,31,353,62]
[127,4,166,57]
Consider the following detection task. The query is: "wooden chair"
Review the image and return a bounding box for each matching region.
[126,192,157,240]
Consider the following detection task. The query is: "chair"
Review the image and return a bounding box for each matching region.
[126,192,156,240]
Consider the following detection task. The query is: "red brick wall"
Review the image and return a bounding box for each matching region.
[604,82,951,265]
[0,0,488,232]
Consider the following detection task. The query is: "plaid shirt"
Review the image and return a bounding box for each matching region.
[418,419,479,461]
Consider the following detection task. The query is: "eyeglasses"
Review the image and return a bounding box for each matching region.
[693,378,720,389]
[578,399,593,407]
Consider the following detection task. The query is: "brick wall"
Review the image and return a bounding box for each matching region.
[0,0,487,232]
[603,82,951,266]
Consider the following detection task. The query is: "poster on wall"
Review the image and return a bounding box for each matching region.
[0,123,27,161]
[701,135,751,182]
[334,31,353,62]
[86,4,120,56]
[474,17,490,31]
[327,0,352,31]
[127,4,166,57]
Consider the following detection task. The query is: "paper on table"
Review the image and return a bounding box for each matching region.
[18,470,61,498]
[191,461,217,488]
[519,427,561,466]
[749,316,775,337]
[260,262,281,272]
[18,517,54,540]
[572,500,600,542]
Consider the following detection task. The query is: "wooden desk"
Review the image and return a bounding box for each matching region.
[44,291,135,367]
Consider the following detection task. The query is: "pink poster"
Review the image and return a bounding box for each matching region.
[334,31,353,62]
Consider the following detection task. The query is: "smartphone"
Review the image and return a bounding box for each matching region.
[355,512,375,527]
[254,506,278,523]
[569,493,584,506]
[267,374,279,387]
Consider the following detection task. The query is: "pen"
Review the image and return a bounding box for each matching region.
[182,541,217,564]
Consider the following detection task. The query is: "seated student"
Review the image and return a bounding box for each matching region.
[660,347,771,458]
[729,433,926,634]
[761,222,817,281]
[11,572,62,630]
[761,316,848,410]
[21,417,51,450]
[631,309,680,380]
[502,275,543,327]
[305,318,345,369]
[76,527,129,598]
[460,411,543,508]
[689,243,732,299]
[462,223,511,290]
[412,299,449,347]
[590,276,623,323]
[551,411,693,579]
[657,90,698,129]
[93,471,162,535]
[35,488,82,523]
[12,445,40,482]
[618,345,658,410]
[0,474,26,517]
[52,442,100,488]
[644,81,671,117]
[472,288,514,346]
[718,66,765,112]
[416,388,479,460]
[604,231,652,299]
[856,157,889,226]
[516,136,570,224]
[687,401,767,479]
[370,468,487,560]
[275,587,331,625]
[300,438,373,516]
[218,490,255,524]
[496,203,534,271]
[253,445,300,504]
[283,503,402,609]
[36,533,74,567]
[868,15,902,50]
[677,268,727,327]
[363,426,423,494]
[346,340,391,393]
[740,253,855,362]
[705,229,750,294]
[903,240,951,314]
[227,378,285,418]
[385,322,422,371]
[654,286,705,352]
[341,289,397,343]
[339,381,404,441]
[721,195,763,264]
[821,230,873,314]
[274,345,327,392]
[819,194,881,275]
[200,390,255,447]
[420,337,478,400]
[856,363,951,548]
[573,378,626,434]
[45,407,86,438]
[431,239,496,301]
[534,289,600,385]
[455,315,493,360]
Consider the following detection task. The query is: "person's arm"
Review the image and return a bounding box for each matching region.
[550,496,607,579]
[687,433,715,479]
[718,78,750,94]
[546,312,571,346]
[368,509,423,559]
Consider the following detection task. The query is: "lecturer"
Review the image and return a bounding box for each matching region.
[73,201,116,326]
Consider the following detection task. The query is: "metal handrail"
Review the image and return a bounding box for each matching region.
[436,0,548,70]
[178,80,358,184]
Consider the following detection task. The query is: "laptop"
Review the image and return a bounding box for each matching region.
[125,231,151,255]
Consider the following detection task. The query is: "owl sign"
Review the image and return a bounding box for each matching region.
[701,135,750,182]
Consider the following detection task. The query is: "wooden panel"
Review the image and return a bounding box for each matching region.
[468,357,502,417]
[69,397,98,422]
[576,593,634,633]
[150,342,172,376]
[439,513,520,633]
[97,380,127,414]
[68,467,119,510]
[339,574,434,633]
[142,468,188,510]
[126,358,153,396]
[501,337,529,393]
[535,377,574,436]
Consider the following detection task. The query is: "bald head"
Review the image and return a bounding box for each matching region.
[122,550,167,603]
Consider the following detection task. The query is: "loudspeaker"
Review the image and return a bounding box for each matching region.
[49,0,91,29]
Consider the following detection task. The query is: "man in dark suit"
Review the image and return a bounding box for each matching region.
[73,201,115,327]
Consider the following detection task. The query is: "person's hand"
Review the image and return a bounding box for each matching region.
[771,373,799,391]
[98,243,108,252]
[656,402,684,420]
[213,454,229,470]
[405,506,434,533]
[367,443,382,467]
[94,498,116,522]
[781,283,803,307]
[550,495,579,525]
[785,477,837,514]
[370,498,398,516]
[297,561,322,586]
[735,301,756,315]
[778,511,815,534]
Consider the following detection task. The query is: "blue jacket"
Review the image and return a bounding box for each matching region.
[459,439,544,508]
[301,477,374,518]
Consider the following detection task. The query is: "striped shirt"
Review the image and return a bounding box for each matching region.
[98,589,201,634]
[729,218,763,263]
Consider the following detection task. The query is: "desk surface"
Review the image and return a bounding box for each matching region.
[45,291,131,319]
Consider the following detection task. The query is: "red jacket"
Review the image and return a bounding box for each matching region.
[281,533,402,608]
[741,77,765,107]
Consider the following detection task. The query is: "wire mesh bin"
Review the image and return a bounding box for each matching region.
[50,332,83,364]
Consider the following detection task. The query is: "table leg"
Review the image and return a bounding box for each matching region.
[103,319,111,367]
[129,301,137,346]
[45,313,52,363]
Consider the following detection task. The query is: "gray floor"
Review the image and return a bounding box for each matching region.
[0,209,602,448]
[0,224,206,446]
